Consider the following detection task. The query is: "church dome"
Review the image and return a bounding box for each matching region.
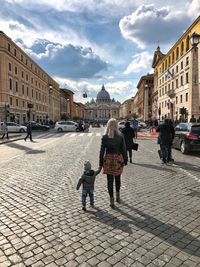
[96,85,111,103]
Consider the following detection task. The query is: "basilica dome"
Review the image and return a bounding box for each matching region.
[96,85,111,103]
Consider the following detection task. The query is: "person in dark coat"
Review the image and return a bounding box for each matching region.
[122,121,135,163]
[24,122,33,142]
[99,118,127,208]
[156,119,175,164]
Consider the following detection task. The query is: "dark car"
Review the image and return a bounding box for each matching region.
[173,123,200,154]
[23,122,50,131]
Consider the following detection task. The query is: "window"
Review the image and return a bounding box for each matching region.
[186,93,188,102]
[181,41,184,56]
[21,55,23,61]
[172,52,174,63]
[15,67,18,75]
[165,86,167,93]
[180,76,183,86]
[25,59,28,65]
[181,61,183,69]
[180,95,183,103]
[31,77,33,84]
[9,78,12,90]
[168,84,170,91]
[176,79,178,88]
[26,74,28,81]
[176,47,179,60]
[176,65,178,73]
[176,96,178,104]
[16,99,18,106]
[27,87,29,96]
[186,72,189,83]
[10,97,12,106]
[172,81,174,90]
[22,101,25,108]
[32,89,34,98]
[9,63,12,71]
[168,56,171,67]
[22,84,24,95]
[16,81,18,92]
[8,43,11,51]
[186,57,189,66]
[22,71,24,78]
[186,35,190,51]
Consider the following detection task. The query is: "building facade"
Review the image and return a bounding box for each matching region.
[0,31,60,124]
[155,16,200,122]
[85,85,120,122]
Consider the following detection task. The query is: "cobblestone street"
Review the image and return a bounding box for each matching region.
[0,127,200,267]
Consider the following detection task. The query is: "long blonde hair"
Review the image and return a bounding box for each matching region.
[105,118,120,138]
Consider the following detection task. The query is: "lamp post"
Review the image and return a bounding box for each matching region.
[144,84,149,121]
[5,103,10,122]
[48,84,53,122]
[190,32,200,119]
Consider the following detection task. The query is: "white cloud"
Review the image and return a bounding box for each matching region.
[124,51,153,74]
[187,0,200,18]
[119,3,192,48]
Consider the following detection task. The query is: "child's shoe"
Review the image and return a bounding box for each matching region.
[82,206,86,211]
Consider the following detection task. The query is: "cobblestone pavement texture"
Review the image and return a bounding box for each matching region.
[0,127,200,267]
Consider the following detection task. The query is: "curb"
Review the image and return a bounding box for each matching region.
[0,136,24,145]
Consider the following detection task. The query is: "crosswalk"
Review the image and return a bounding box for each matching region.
[34,131,102,139]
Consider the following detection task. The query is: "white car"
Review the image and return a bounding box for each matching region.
[55,121,78,132]
[0,122,27,133]
[118,121,125,131]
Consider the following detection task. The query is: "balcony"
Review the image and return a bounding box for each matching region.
[167,89,176,98]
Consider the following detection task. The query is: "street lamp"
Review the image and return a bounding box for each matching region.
[5,103,10,122]
[190,32,200,118]
[190,32,200,48]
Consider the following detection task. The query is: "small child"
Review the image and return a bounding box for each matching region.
[76,161,101,211]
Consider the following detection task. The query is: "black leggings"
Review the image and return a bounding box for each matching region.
[107,174,121,197]
[127,149,132,160]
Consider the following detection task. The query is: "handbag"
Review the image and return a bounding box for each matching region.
[132,143,139,151]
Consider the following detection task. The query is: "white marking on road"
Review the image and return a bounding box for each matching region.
[69,133,77,137]
[87,133,93,136]
[174,165,200,183]
[96,133,101,136]
[78,133,84,136]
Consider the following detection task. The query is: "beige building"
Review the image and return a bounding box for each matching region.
[154,16,200,122]
[0,31,60,124]
[119,98,134,119]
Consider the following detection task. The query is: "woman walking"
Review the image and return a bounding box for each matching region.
[99,118,127,208]
[122,121,135,163]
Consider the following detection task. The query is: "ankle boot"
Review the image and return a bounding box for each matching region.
[110,197,115,208]
[116,192,120,203]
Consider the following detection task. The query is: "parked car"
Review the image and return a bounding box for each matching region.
[173,122,200,154]
[55,121,78,132]
[118,121,125,131]
[0,122,27,133]
[23,122,50,131]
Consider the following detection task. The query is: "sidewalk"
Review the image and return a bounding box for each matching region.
[0,133,24,145]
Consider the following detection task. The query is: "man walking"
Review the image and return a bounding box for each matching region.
[24,122,33,142]
[156,119,175,164]
[1,122,9,139]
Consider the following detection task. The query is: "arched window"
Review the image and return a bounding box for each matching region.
[168,56,171,67]
[172,51,175,63]
[186,35,190,51]
[176,47,179,60]
[181,41,184,56]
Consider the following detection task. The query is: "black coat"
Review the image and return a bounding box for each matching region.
[122,126,135,150]
[156,122,175,145]
[99,133,127,166]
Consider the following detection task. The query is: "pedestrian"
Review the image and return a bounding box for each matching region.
[130,118,139,138]
[99,118,127,208]
[24,122,33,142]
[1,122,9,139]
[156,119,175,164]
[197,116,200,123]
[190,115,197,123]
[122,121,135,163]
[76,161,101,211]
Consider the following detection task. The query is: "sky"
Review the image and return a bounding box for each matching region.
[0,0,200,103]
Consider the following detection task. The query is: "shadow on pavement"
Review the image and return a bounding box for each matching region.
[173,161,200,173]
[116,201,200,256]
[87,207,132,234]
[133,162,176,173]
[5,142,45,154]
